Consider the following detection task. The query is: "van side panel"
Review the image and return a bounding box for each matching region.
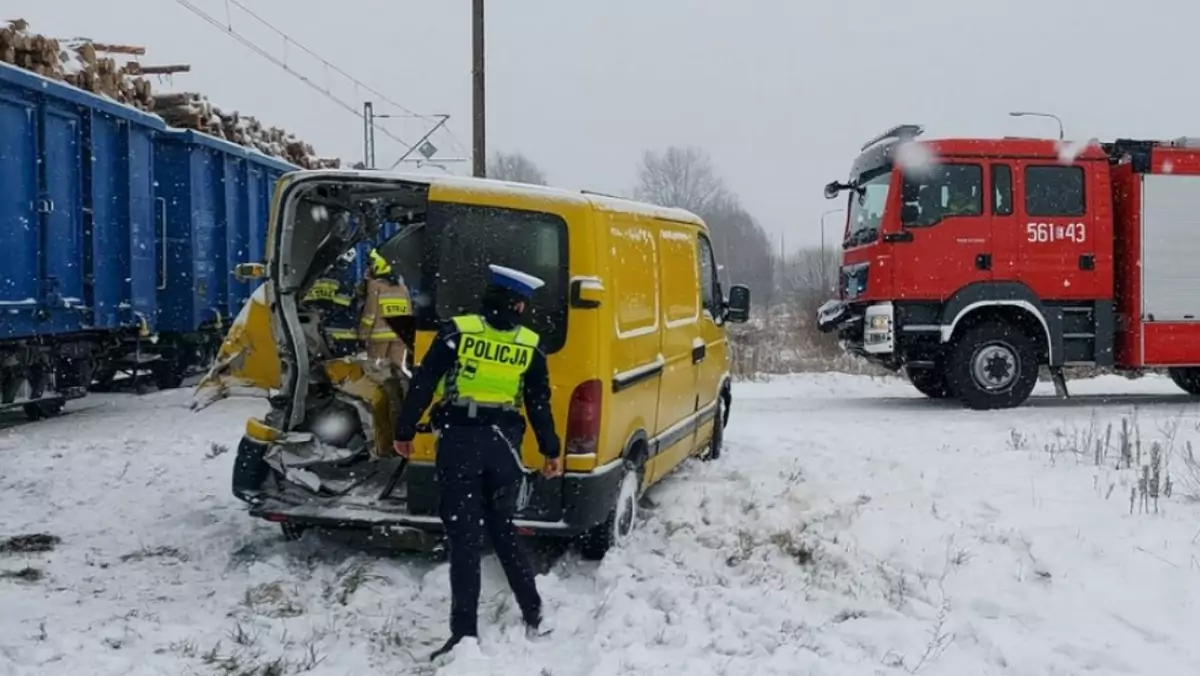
[604,211,663,468]
[647,223,702,486]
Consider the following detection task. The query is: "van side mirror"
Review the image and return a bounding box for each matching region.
[726,285,751,323]
[233,262,266,281]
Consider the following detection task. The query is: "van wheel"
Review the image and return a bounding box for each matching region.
[280,522,307,541]
[701,396,726,462]
[23,400,64,421]
[946,320,1038,410]
[577,463,639,561]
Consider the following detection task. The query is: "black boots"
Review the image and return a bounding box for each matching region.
[429,633,471,661]
[429,613,551,661]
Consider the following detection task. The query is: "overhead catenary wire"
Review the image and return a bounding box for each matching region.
[221,0,471,159]
[173,0,456,159]
[223,0,471,160]
[223,0,433,123]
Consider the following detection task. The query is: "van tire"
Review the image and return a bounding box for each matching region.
[23,400,64,422]
[577,462,639,561]
[701,395,726,462]
[280,522,307,541]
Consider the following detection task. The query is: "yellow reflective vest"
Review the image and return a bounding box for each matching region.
[435,315,540,409]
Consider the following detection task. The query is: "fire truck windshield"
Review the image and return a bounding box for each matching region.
[844,170,891,248]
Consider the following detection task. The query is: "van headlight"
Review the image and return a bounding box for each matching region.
[863,302,894,354]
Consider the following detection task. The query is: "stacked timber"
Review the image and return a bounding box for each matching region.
[151,92,340,168]
[0,18,340,169]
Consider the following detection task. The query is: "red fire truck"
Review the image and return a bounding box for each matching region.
[817,124,1200,409]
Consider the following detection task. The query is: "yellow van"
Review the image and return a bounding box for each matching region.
[196,169,751,559]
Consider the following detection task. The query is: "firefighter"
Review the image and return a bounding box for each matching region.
[358,248,413,416]
[943,174,979,216]
[301,250,359,358]
[392,264,562,661]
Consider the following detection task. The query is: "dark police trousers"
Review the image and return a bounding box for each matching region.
[436,423,541,637]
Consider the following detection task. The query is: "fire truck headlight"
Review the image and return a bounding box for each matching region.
[863,303,894,354]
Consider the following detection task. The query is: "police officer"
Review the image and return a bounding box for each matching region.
[392,264,562,660]
[301,250,359,358]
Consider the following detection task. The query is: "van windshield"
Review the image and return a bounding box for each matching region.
[376,201,569,353]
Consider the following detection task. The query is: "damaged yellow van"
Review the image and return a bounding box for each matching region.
[196,170,751,559]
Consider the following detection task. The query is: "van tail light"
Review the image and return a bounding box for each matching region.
[565,379,602,455]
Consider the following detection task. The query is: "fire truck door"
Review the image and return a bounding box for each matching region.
[894,162,993,300]
[988,163,1024,281]
[1014,161,1095,300]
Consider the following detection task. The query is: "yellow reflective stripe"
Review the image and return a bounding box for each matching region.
[332,294,352,307]
[452,315,484,334]
[379,297,410,317]
[327,329,358,340]
[515,326,539,347]
[367,329,398,341]
[360,316,375,326]
[304,280,339,302]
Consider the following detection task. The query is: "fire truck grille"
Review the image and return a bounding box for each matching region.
[841,262,870,300]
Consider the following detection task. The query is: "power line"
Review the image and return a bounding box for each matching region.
[224,0,433,122]
[173,0,453,157]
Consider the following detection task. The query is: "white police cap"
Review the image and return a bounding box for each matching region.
[488,264,544,298]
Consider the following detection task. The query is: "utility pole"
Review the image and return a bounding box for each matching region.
[472,0,486,177]
[362,101,376,169]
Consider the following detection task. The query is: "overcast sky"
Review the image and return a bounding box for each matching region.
[17,1,1200,250]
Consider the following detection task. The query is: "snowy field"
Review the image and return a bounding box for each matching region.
[3,373,1200,675]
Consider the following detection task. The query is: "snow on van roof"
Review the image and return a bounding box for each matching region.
[280,168,706,226]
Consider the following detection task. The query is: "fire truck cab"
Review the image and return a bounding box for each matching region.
[818,124,1200,409]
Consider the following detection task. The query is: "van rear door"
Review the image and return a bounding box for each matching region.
[377,199,571,473]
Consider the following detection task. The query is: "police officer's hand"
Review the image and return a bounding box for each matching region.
[541,457,562,478]
[393,440,413,458]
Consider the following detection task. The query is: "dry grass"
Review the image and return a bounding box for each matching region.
[0,533,60,554]
[1031,409,1200,513]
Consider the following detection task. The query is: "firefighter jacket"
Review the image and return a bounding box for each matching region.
[393,314,560,459]
[302,277,358,347]
[358,275,412,366]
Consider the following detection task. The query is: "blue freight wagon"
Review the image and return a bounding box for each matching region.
[137,128,293,389]
[0,61,295,419]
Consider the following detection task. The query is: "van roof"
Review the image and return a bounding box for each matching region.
[283,168,707,228]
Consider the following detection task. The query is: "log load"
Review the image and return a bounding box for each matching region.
[0,19,341,169]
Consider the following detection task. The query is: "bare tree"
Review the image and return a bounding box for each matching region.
[703,191,775,308]
[633,146,725,215]
[487,151,548,185]
[633,145,775,307]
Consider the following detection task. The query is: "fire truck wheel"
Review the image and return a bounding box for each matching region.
[1167,367,1200,395]
[946,321,1038,410]
[905,366,951,399]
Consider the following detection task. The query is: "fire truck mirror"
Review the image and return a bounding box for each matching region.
[726,285,751,323]
[824,181,843,199]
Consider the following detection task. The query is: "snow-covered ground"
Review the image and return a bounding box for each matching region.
[3,374,1200,675]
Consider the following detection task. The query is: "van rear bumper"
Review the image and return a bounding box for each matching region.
[244,455,626,539]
